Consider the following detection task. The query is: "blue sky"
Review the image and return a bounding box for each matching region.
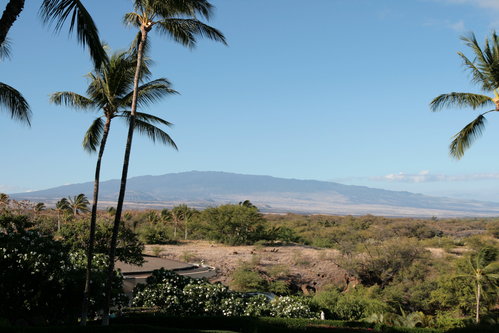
[3,0,499,202]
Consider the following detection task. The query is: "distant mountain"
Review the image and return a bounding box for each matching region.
[10,171,499,217]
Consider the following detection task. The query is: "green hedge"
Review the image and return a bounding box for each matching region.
[0,324,235,333]
[1,315,496,333]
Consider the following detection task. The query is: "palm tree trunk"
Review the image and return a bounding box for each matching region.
[476,281,481,323]
[81,116,111,326]
[102,26,148,326]
[0,0,24,47]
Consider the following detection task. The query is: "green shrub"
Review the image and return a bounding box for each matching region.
[138,223,173,245]
[314,286,390,321]
[0,221,124,324]
[229,262,267,292]
[196,204,268,245]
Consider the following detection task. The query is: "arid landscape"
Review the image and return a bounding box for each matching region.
[145,241,349,292]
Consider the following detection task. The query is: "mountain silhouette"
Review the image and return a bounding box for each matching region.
[10,171,499,217]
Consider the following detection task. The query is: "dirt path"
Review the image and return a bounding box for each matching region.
[145,241,349,291]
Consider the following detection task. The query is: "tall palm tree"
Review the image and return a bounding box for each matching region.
[0,39,30,125]
[0,0,106,67]
[101,0,226,324]
[51,49,177,325]
[430,32,499,158]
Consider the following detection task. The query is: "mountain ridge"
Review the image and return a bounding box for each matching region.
[10,171,499,217]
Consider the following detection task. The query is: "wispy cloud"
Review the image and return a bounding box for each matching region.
[370,170,499,183]
[437,0,499,10]
[423,18,466,32]
[0,185,29,194]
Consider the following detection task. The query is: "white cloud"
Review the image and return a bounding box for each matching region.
[370,171,499,183]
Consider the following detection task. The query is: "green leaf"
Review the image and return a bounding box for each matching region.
[82,117,104,153]
[0,82,31,126]
[449,114,487,159]
[430,93,493,111]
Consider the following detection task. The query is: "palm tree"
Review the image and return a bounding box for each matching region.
[67,193,90,215]
[101,0,226,324]
[33,202,46,213]
[455,248,499,323]
[55,197,70,231]
[0,193,10,212]
[171,204,194,239]
[1,39,30,125]
[51,49,177,324]
[239,200,256,209]
[0,0,106,67]
[430,32,499,158]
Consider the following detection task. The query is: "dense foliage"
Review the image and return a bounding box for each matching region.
[60,219,144,265]
[0,214,125,324]
[132,268,319,319]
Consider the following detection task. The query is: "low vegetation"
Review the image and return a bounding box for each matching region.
[0,194,498,331]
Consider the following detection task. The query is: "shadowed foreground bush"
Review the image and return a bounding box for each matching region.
[1,315,498,333]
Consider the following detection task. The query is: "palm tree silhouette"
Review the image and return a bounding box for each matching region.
[431,32,499,158]
[51,49,177,324]
[0,0,106,67]
[102,0,226,324]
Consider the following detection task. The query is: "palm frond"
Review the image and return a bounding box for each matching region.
[458,52,495,91]
[123,12,142,29]
[39,0,107,68]
[461,33,490,70]
[157,18,226,48]
[123,115,177,150]
[0,38,11,61]
[121,111,174,127]
[121,78,178,107]
[50,91,95,110]
[483,262,499,274]
[82,116,104,152]
[0,82,31,126]
[458,32,499,90]
[148,0,214,20]
[430,93,493,111]
[449,114,487,159]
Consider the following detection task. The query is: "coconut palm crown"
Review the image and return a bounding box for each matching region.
[124,0,227,48]
[51,49,177,324]
[430,32,499,159]
[50,51,178,151]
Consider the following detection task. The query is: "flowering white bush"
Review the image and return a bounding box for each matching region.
[268,296,319,319]
[132,268,319,319]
